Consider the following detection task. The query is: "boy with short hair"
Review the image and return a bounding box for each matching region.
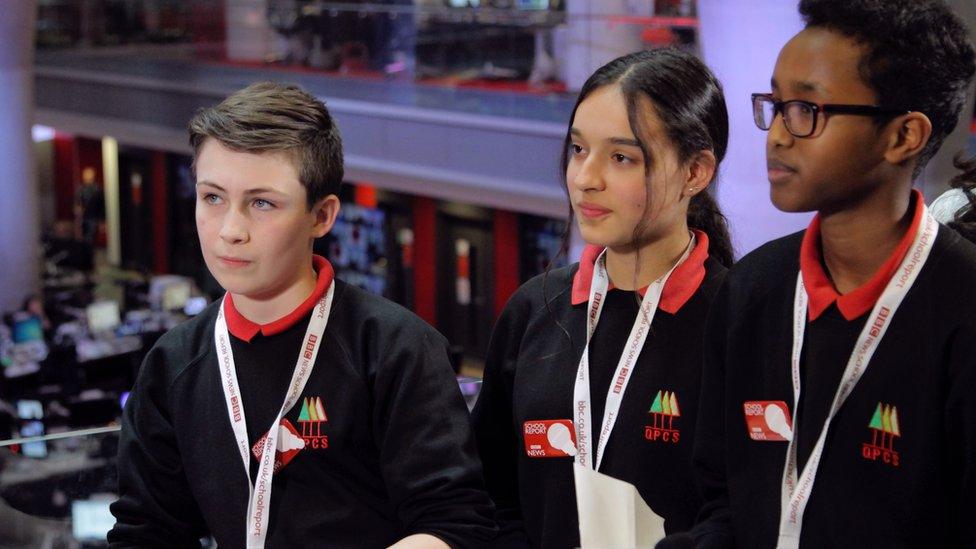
[108,82,494,548]
[692,1,976,547]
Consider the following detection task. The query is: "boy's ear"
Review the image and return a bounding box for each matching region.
[883,112,932,167]
[311,195,340,238]
[680,150,717,199]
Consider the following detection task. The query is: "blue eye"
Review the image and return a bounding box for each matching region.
[253,198,275,210]
[201,193,222,205]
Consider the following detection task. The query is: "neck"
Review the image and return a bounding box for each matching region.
[231,267,318,325]
[605,225,691,291]
[819,186,913,294]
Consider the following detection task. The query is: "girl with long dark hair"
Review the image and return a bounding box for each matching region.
[471,48,733,547]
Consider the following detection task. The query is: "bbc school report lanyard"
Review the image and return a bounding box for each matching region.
[777,208,937,549]
[214,284,335,549]
[573,235,695,471]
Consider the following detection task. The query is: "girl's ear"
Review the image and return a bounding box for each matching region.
[680,150,717,199]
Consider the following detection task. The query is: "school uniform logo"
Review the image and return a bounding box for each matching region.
[645,391,681,443]
[862,402,900,467]
[297,396,329,450]
[523,419,577,458]
[252,396,330,475]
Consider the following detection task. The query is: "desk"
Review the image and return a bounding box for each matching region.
[75,336,141,364]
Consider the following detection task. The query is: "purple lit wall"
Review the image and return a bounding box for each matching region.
[698,1,810,258]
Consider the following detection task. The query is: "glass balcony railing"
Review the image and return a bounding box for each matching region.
[0,426,122,548]
[0,375,481,546]
[35,0,700,95]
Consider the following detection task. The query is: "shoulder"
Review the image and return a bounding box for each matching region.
[328,279,446,344]
[717,230,804,312]
[504,264,576,315]
[133,300,220,391]
[731,231,803,279]
[920,225,976,307]
[698,255,730,297]
[932,224,976,272]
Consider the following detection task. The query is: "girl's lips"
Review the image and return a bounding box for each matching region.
[578,204,612,219]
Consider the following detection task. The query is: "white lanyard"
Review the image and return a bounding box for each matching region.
[777,209,937,549]
[573,235,694,471]
[214,284,335,549]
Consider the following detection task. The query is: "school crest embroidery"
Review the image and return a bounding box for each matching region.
[645,390,681,443]
[252,396,330,475]
[297,396,329,450]
[862,402,900,467]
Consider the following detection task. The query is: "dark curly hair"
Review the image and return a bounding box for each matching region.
[799,0,976,175]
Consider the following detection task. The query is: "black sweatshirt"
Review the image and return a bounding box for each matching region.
[693,199,976,548]
[108,260,495,548]
[472,233,727,548]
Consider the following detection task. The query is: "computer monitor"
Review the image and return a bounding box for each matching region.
[11,315,43,343]
[17,400,43,420]
[149,275,193,311]
[162,280,191,311]
[71,498,115,541]
[86,300,121,334]
[183,296,208,316]
[16,400,47,458]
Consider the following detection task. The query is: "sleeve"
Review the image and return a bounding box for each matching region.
[108,344,209,548]
[470,295,532,547]
[688,280,735,548]
[944,318,976,547]
[369,319,497,549]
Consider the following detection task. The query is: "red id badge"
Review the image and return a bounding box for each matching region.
[523,419,578,458]
[253,418,305,474]
[743,401,793,442]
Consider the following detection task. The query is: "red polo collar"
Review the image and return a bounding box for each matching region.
[800,189,924,322]
[224,255,335,342]
[570,230,710,314]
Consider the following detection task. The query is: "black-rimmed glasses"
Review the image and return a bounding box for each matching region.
[751,93,910,138]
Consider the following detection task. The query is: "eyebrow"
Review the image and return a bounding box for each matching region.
[195,181,286,196]
[570,128,641,148]
[772,77,823,95]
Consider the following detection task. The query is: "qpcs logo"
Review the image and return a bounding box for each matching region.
[297,396,329,450]
[252,396,330,475]
[645,390,681,443]
[862,402,900,467]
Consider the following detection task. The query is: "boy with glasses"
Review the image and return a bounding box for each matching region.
[689,0,976,547]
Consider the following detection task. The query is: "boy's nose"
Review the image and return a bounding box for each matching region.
[218,210,249,244]
[768,112,794,148]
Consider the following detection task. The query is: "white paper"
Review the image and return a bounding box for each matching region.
[574,464,666,549]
